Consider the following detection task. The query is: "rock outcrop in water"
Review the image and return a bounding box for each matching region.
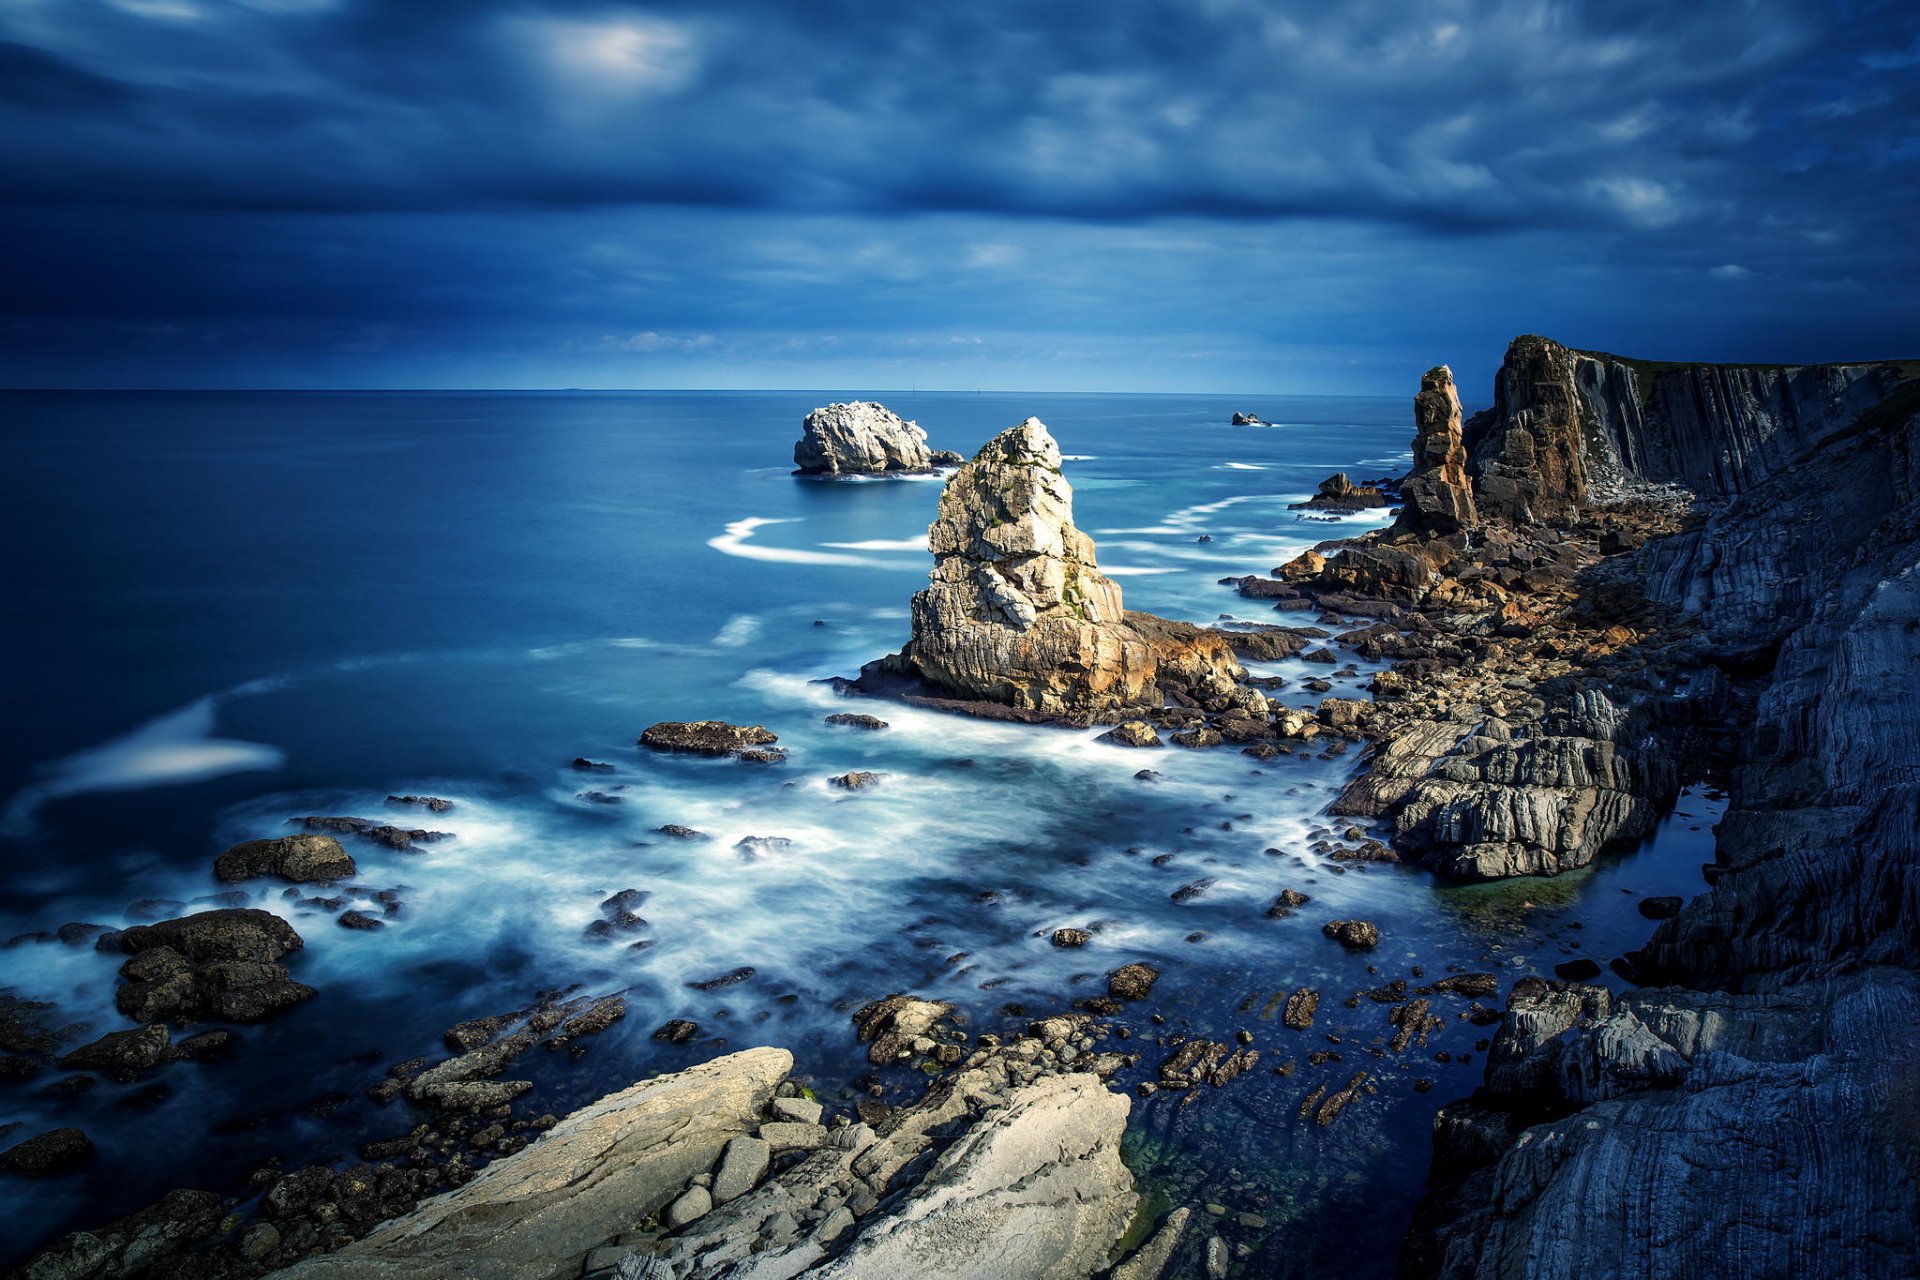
[1260,335,1920,1278]
[864,417,1245,721]
[794,402,951,476]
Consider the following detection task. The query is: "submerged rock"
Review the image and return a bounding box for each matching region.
[1322,919,1380,950]
[794,401,936,475]
[874,417,1243,720]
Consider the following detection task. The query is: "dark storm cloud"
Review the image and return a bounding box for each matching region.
[2,0,1917,389]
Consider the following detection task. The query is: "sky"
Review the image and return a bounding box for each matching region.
[1,0,1917,395]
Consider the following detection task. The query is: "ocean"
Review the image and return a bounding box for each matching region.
[0,390,1716,1276]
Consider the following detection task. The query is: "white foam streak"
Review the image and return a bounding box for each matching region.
[4,698,283,833]
[709,517,883,567]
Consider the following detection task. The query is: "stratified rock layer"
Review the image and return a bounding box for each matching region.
[794,402,934,475]
[883,417,1242,720]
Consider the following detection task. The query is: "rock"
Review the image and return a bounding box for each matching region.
[1108,963,1159,1001]
[1099,720,1164,747]
[639,720,779,758]
[1322,919,1380,950]
[770,1094,823,1125]
[758,1120,828,1151]
[1113,1205,1193,1280]
[1397,365,1479,534]
[1231,411,1264,425]
[388,794,454,811]
[113,909,314,1025]
[1638,895,1683,919]
[1282,988,1319,1030]
[0,1126,93,1176]
[213,833,356,883]
[277,1047,790,1280]
[805,1072,1135,1280]
[688,966,756,992]
[572,757,614,771]
[1048,927,1091,949]
[825,712,889,730]
[293,816,452,852]
[1170,878,1216,903]
[1158,1039,1259,1089]
[1429,973,1499,998]
[1553,958,1603,981]
[1266,888,1310,918]
[58,1025,171,1077]
[1170,727,1224,749]
[656,824,712,840]
[795,401,936,475]
[1292,472,1394,512]
[338,910,385,931]
[653,1020,698,1043]
[851,994,954,1065]
[666,1183,713,1228]
[711,1134,772,1203]
[830,771,886,790]
[11,1188,228,1278]
[874,417,1242,719]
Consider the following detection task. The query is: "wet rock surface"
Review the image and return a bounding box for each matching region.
[639,720,782,758]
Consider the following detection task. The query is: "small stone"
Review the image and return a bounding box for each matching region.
[770,1095,824,1125]
[666,1184,713,1228]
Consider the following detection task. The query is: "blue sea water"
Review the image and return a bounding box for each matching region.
[0,390,1718,1276]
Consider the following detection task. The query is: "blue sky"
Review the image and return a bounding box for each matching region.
[2,0,1916,394]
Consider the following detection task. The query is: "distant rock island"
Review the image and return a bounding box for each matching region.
[792,401,964,476]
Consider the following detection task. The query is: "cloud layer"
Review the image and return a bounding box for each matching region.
[3,0,1916,391]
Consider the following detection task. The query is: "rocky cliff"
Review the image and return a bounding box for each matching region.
[1362,339,1920,1277]
[867,417,1246,721]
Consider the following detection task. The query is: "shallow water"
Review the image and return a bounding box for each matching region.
[0,390,1716,1275]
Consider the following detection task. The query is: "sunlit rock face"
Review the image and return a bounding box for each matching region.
[793,401,934,475]
[892,417,1241,719]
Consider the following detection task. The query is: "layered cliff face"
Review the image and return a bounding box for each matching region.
[886,417,1243,720]
[1381,345,1920,1278]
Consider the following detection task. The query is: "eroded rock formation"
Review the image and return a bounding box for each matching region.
[794,402,943,476]
[1278,336,1920,1278]
[870,417,1244,721]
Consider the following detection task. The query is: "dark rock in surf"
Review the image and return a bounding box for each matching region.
[1323,920,1380,950]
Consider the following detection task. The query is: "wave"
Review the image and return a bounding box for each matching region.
[708,517,885,567]
[4,697,284,834]
[1220,462,1266,471]
[819,536,929,552]
[713,615,762,647]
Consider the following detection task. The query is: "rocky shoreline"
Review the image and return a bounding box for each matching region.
[6,337,1916,1279]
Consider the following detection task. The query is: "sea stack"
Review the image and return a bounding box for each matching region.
[1396,366,1477,534]
[879,417,1244,719]
[794,401,945,476]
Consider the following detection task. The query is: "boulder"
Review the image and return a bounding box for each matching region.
[112,910,313,1025]
[1322,919,1380,950]
[1291,472,1393,512]
[795,402,935,475]
[0,1126,93,1177]
[852,994,954,1065]
[1107,963,1159,1001]
[214,833,357,883]
[1099,720,1164,748]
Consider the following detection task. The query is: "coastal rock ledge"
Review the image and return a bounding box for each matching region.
[863,417,1246,721]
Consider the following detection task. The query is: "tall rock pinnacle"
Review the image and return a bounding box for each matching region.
[891,417,1242,719]
[1397,366,1478,534]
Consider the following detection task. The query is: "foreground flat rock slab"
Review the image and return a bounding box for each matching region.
[810,1072,1135,1280]
[277,1046,790,1280]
